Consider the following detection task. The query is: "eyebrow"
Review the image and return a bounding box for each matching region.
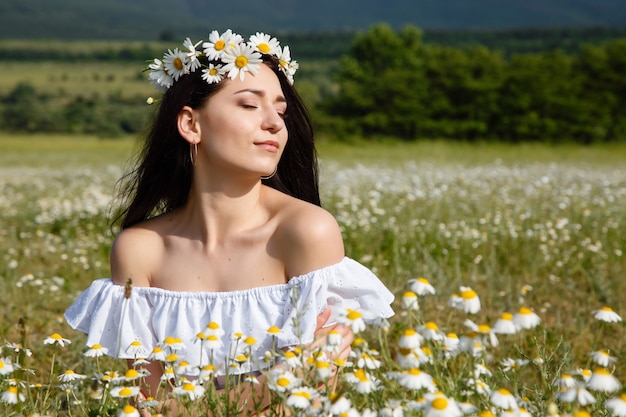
[234,88,286,103]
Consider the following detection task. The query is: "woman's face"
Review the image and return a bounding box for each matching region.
[196,64,288,179]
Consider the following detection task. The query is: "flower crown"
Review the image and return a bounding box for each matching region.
[147,29,298,93]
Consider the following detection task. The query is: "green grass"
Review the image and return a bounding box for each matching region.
[1,135,625,416]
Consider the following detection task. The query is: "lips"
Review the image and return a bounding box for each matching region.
[254,140,279,153]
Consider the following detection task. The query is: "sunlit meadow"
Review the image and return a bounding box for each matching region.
[1,136,625,416]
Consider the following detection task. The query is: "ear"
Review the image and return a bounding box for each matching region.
[177,106,201,145]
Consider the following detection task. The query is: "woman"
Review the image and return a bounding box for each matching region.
[65,30,394,409]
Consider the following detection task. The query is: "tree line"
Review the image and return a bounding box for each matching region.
[1,24,625,142]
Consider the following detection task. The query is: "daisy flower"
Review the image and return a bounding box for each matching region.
[493,312,518,334]
[84,343,108,358]
[43,333,71,347]
[5,342,32,357]
[408,277,436,295]
[329,394,352,415]
[175,360,194,376]
[203,29,242,60]
[110,386,141,398]
[394,368,436,391]
[58,370,86,382]
[587,368,621,392]
[125,340,148,357]
[205,321,225,338]
[337,309,367,333]
[490,388,518,410]
[606,393,626,417]
[326,328,343,351]
[424,395,463,417]
[173,381,205,400]
[249,32,281,55]
[162,48,189,81]
[148,346,167,362]
[459,286,481,314]
[355,351,381,370]
[398,328,423,349]
[402,291,419,310]
[419,321,445,341]
[1,386,24,404]
[148,58,173,92]
[283,349,302,368]
[201,63,224,84]
[286,387,318,409]
[0,357,14,375]
[198,364,216,382]
[465,378,492,396]
[268,370,301,393]
[592,306,622,323]
[162,336,186,352]
[574,368,592,382]
[117,404,140,417]
[553,373,576,388]
[513,307,541,329]
[344,368,378,394]
[222,42,263,82]
[276,45,297,83]
[123,368,149,382]
[589,349,617,367]
[444,332,460,349]
[183,37,202,71]
[555,382,595,406]
[204,334,222,350]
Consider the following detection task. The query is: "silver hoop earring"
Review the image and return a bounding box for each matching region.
[190,142,198,165]
[261,166,278,180]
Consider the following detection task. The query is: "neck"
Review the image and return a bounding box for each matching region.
[181,172,267,246]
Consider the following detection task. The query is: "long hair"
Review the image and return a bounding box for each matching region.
[113,55,319,230]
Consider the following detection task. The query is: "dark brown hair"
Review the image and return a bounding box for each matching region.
[114,55,319,229]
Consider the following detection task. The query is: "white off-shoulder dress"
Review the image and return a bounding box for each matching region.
[64,257,395,376]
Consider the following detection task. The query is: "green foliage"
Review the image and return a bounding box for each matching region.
[321,24,626,142]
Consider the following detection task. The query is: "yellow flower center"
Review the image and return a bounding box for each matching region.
[91,343,102,349]
[461,289,477,299]
[347,309,362,320]
[8,387,17,394]
[293,390,311,399]
[179,360,189,367]
[572,411,591,417]
[202,364,215,371]
[497,388,511,395]
[65,370,75,375]
[244,336,256,345]
[258,43,270,53]
[195,332,206,340]
[183,383,195,392]
[620,393,626,401]
[447,332,458,339]
[267,325,280,334]
[500,312,513,320]
[119,387,133,396]
[235,55,249,69]
[354,369,368,382]
[594,368,611,375]
[403,329,416,336]
[276,377,290,387]
[408,368,422,375]
[50,333,63,340]
[403,291,417,298]
[418,277,430,284]
[163,336,176,344]
[130,340,142,347]
[207,335,219,342]
[425,321,439,330]
[285,351,296,358]
[478,412,496,417]
[152,346,163,353]
[214,40,225,51]
[122,405,137,414]
[207,321,220,330]
[399,348,413,355]
[432,397,448,410]
[125,369,139,378]
[478,324,491,333]
[165,353,178,362]
[518,307,532,315]
[601,306,614,312]
[422,347,432,355]
[173,58,184,70]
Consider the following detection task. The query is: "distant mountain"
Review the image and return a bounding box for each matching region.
[0,0,625,40]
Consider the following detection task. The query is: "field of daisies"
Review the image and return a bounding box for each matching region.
[1,137,625,416]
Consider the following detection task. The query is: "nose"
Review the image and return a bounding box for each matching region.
[261,109,285,132]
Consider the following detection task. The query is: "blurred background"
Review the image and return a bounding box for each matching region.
[0,0,625,142]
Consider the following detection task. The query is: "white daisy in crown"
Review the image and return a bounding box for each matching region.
[183,37,202,71]
[222,42,263,81]
[163,48,189,81]
[203,29,243,60]
[148,58,173,92]
[249,32,281,55]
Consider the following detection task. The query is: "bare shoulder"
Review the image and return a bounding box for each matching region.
[110,222,165,287]
[271,192,345,277]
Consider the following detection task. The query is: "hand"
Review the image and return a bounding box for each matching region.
[309,307,354,362]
